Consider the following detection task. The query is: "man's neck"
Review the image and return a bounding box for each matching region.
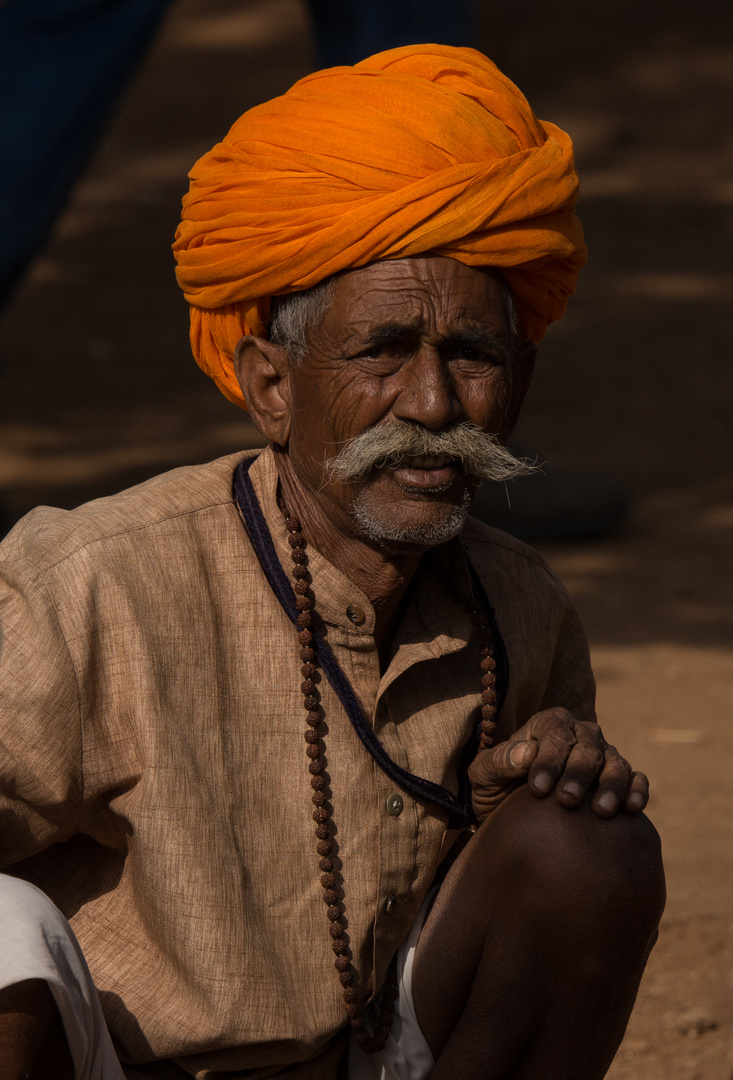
[274,449,422,660]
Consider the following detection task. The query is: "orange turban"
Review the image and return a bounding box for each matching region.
[174,45,587,409]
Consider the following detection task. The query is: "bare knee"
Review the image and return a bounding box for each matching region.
[482,784,666,948]
[420,782,664,973]
[414,786,664,1069]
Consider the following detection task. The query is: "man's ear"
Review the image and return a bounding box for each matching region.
[233,336,292,446]
[500,342,537,442]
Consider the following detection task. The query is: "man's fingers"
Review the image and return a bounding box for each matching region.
[508,739,539,771]
[552,724,609,808]
[469,739,540,822]
[623,771,649,814]
[470,708,649,823]
[469,739,538,790]
[589,748,635,817]
[525,719,578,797]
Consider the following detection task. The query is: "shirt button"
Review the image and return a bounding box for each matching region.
[385,793,404,817]
[346,604,366,625]
[385,896,397,915]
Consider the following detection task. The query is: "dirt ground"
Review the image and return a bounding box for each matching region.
[1,1,731,1076]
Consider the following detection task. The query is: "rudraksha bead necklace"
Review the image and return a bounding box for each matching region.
[281,507,498,1053]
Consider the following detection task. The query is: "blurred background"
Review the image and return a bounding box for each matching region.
[0,1,731,1075]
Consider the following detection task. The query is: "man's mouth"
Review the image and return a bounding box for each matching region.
[390,455,462,489]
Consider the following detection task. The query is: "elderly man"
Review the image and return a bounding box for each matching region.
[0,46,663,1080]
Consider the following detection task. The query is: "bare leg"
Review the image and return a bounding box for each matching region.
[0,979,74,1080]
[412,785,665,1079]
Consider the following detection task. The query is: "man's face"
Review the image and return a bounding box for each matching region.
[281,255,532,548]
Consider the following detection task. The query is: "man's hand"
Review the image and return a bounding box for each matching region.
[469,707,649,824]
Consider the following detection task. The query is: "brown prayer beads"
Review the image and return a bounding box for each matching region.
[281,507,497,1054]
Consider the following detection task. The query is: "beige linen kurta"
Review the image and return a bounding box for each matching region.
[0,447,595,1078]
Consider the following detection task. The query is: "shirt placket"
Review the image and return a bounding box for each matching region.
[369,690,424,996]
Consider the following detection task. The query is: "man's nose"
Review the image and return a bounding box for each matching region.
[391,347,463,430]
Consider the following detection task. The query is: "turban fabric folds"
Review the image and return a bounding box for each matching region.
[174,45,587,408]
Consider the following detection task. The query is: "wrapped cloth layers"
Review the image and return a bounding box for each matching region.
[174,45,587,408]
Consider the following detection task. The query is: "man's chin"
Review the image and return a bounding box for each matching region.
[351,489,471,550]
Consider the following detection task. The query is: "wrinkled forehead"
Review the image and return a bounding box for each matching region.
[321,257,511,339]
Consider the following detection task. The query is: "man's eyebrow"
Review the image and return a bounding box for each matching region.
[447,325,512,353]
[354,320,512,356]
[357,319,423,348]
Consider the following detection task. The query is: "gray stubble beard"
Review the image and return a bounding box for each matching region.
[351,482,473,548]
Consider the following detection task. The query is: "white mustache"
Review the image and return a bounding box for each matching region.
[324,422,538,484]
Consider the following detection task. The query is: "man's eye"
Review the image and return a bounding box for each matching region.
[354,343,405,363]
[449,346,502,366]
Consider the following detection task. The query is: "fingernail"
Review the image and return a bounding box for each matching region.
[509,741,532,768]
[597,792,618,814]
[627,793,644,811]
[562,781,583,800]
[532,771,553,795]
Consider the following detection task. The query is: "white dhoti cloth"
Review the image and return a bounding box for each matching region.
[0,873,435,1080]
[0,874,125,1080]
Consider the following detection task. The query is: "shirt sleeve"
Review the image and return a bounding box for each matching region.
[538,595,597,723]
[0,553,83,867]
